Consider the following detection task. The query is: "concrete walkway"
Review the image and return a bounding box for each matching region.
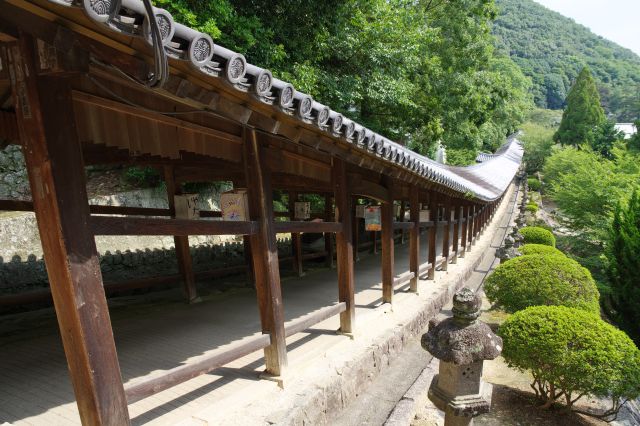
[0,186,514,426]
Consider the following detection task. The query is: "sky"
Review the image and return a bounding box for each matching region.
[533,0,640,56]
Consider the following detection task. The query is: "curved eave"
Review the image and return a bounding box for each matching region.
[36,0,522,202]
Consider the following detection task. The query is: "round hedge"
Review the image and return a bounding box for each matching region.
[499,306,640,407]
[527,178,541,191]
[525,203,538,213]
[485,254,600,314]
[519,226,555,247]
[519,244,565,257]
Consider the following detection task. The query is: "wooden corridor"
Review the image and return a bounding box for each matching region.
[0,1,520,424]
[1,241,426,425]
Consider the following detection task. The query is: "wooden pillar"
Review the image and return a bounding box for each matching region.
[288,191,304,277]
[467,204,475,251]
[352,199,360,262]
[442,196,451,271]
[332,158,355,333]
[243,235,255,285]
[409,186,420,292]
[324,194,335,268]
[427,192,438,280]
[164,166,198,303]
[399,200,407,244]
[243,127,287,376]
[452,204,461,264]
[381,183,394,303]
[8,36,129,424]
[471,204,481,246]
[459,204,469,258]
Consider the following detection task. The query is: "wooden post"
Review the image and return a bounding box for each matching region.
[243,235,255,285]
[381,182,394,303]
[399,200,407,244]
[243,127,287,376]
[164,166,198,303]
[442,196,451,271]
[332,158,355,333]
[452,204,460,264]
[427,192,438,280]
[288,191,304,277]
[467,204,475,249]
[324,194,335,268]
[409,186,420,292]
[459,204,469,258]
[352,199,360,262]
[8,36,130,424]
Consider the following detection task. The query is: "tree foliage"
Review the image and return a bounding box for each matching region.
[608,189,640,341]
[499,306,640,418]
[493,0,640,121]
[485,254,600,314]
[156,0,532,156]
[553,67,605,146]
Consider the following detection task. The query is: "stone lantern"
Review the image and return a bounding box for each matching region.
[421,288,502,426]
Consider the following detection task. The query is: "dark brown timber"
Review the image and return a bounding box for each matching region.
[7,34,129,425]
[332,157,355,333]
[243,127,287,376]
[381,181,394,304]
[288,191,304,277]
[427,193,438,280]
[409,186,420,292]
[164,166,198,303]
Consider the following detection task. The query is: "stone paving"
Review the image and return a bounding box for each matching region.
[0,184,514,426]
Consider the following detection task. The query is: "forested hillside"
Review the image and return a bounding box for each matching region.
[493,0,640,121]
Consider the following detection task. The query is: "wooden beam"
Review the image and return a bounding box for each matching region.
[0,198,227,217]
[273,221,343,234]
[393,221,415,230]
[90,216,257,236]
[284,302,347,338]
[333,157,355,334]
[409,186,420,292]
[124,333,271,404]
[164,166,197,303]
[288,191,304,277]
[381,180,394,304]
[7,34,129,424]
[243,127,287,376]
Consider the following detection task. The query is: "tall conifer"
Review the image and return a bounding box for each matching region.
[608,189,640,341]
[554,66,605,146]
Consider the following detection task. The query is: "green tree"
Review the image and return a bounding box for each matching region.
[608,189,640,341]
[591,120,624,159]
[499,306,640,418]
[554,67,606,146]
[157,0,532,156]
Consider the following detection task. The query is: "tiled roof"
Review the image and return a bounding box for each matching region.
[45,0,523,201]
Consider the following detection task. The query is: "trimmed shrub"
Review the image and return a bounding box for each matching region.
[485,254,600,314]
[519,244,564,257]
[525,203,538,213]
[527,177,541,191]
[520,226,555,247]
[499,306,640,418]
